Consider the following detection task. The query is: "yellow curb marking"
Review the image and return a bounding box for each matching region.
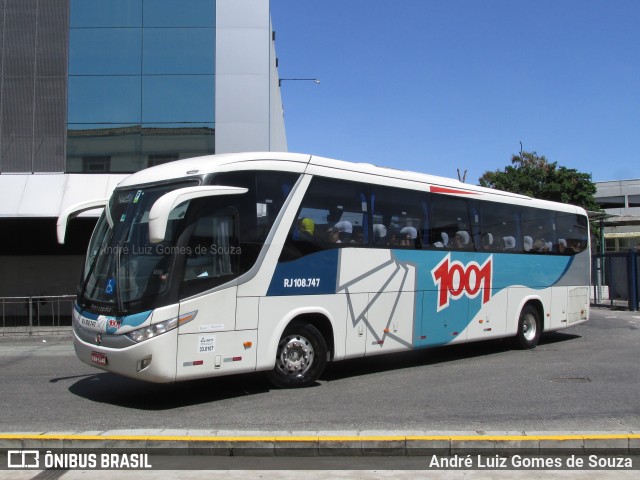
[1,433,639,443]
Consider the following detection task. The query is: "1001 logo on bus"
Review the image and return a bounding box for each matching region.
[431,254,493,311]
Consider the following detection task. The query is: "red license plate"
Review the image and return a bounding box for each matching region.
[91,351,108,366]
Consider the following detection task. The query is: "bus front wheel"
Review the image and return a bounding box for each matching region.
[267,321,328,388]
[516,304,541,349]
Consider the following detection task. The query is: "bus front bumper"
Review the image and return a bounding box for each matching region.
[73,327,178,383]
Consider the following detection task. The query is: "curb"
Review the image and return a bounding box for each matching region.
[1,432,639,456]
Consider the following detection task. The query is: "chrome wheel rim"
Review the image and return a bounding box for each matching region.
[522,313,537,341]
[275,334,314,377]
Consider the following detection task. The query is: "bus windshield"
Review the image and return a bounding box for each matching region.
[78,170,300,316]
[79,181,196,315]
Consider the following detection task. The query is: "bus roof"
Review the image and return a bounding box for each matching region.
[117,152,586,215]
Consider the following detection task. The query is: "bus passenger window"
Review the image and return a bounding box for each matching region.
[370,185,427,249]
[431,194,472,251]
[555,213,589,254]
[183,209,237,281]
[480,202,521,252]
[522,208,555,254]
[179,204,241,299]
[281,177,369,261]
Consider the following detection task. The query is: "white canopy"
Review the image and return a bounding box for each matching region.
[0,174,127,218]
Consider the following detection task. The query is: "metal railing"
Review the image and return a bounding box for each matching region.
[1,295,76,331]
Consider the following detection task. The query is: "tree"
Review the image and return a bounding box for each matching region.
[478,151,600,211]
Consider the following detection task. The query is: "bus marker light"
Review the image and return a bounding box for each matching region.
[452,332,459,336]
[383,328,390,333]
[420,335,427,340]
[183,360,204,367]
[179,311,198,326]
[243,341,253,348]
[222,357,242,362]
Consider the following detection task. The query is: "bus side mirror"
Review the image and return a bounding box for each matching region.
[57,198,110,244]
[148,186,248,243]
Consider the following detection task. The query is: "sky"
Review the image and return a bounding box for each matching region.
[270,0,639,184]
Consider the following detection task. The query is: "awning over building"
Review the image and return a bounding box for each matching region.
[604,232,640,239]
[0,174,128,218]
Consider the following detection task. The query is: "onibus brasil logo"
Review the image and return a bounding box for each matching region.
[431,254,493,312]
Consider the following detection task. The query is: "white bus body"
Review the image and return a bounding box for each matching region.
[58,152,590,387]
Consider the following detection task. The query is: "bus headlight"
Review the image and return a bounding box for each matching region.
[126,317,178,343]
[125,311,197,343]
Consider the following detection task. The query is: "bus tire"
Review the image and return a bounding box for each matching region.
[266,321,328,388]
[516,304,541,349]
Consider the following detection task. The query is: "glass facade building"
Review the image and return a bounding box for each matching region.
[0,0,286,298]
[67,0,217,173]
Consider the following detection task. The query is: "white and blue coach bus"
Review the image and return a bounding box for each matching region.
[57,153,590,387]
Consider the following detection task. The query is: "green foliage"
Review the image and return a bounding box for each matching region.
[478,151,600,212]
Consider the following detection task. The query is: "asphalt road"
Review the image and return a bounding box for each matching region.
[0,307,638,433]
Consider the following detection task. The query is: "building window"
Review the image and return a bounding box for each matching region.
[628,195,640,208]
[82,156,111,173]
[597,196,626,209]
[67,0,216,174]
[148,154,179,167]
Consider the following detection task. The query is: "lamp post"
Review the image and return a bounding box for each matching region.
[279,78,320,87]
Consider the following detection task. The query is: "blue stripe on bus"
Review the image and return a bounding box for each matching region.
[267,249,574,348]
[267,249,339,296]
[74,303,152,333]
[392,250,573,347]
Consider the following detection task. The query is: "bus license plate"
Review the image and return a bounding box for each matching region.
[91,351,108,366]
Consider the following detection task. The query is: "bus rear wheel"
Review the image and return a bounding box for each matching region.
[516,304,541,349]
[267,321,327,388]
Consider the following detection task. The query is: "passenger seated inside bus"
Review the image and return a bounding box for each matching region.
[298,218,315,242]
[334,221,352,243]
[523,236,533,252]
[453,230,471,249]
[399,226,417,247]
[373,223,387,245]
[481,232,494,250]
[325,221,353,244]
[557,238,567,253]
[503,236,516,250]
[434,231,449,248]
[532,237,550,252]
[353,230,365,244]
